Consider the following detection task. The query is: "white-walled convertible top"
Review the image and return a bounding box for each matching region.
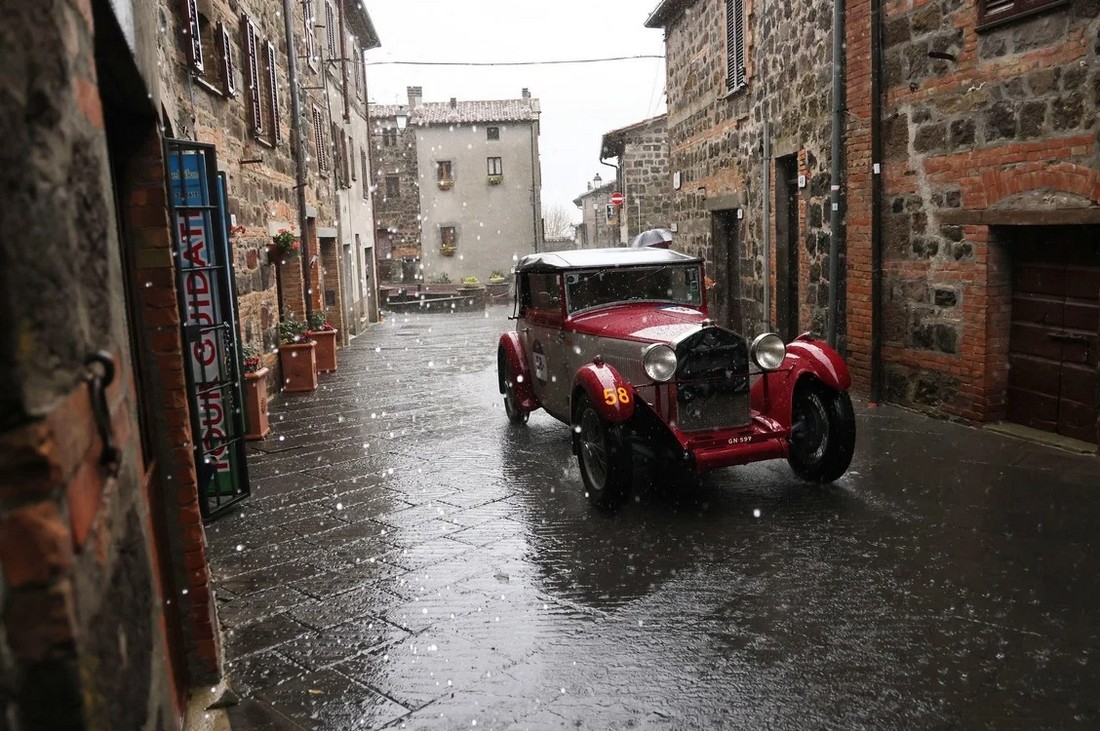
[515,247,702,273]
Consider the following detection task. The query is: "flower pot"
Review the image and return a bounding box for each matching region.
[308,329,338,372]
[278,341,318,392]
[243,367,271,440]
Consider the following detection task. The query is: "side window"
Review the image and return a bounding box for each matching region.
[524,273,561,313]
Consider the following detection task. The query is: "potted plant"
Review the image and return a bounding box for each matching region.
[269,228,300,265]
[460,275,481,289]
[307,309,339,373]
[487,174,503,185]
[277,313,317,393]
[439,244,457,257]
[240,344,271,440]
[486,270,509,300]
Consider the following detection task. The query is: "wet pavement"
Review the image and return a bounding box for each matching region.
[207,306,1100,730]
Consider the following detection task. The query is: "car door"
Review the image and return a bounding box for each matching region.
[521,272,570,420]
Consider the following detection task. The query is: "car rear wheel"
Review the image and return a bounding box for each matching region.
[787,380,855,483]
[574,393,631,508]
[500,357,528,425]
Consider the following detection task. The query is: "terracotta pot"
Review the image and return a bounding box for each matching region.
[308,329,338,372]
[278,341,317,392]
[243,367,271,440]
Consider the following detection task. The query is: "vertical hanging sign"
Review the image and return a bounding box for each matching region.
[167,151,238,499]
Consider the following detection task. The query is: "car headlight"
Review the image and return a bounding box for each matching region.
[750,333,786,371]
[643,343,677,382]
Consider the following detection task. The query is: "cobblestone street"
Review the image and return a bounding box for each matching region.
[209,307,1100,730]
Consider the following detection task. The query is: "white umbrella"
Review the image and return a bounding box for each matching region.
[628,228,674,248]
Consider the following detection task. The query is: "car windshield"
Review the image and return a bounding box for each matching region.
[564,265,703,313]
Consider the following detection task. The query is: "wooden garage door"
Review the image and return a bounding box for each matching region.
[1007,228,1100,445]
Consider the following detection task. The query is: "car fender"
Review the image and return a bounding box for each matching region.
[750,337,851,429]
[497,332,539,412]
[572,360,635,424]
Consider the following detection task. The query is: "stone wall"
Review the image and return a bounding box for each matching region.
[846,0,1100,420]
[369,108,422,282]
[614,116,674,240]
[658,0,839,339]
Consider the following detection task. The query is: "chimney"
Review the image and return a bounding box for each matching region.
[449,97,457,108]
[407,86,422,108]
[521,88,530,99]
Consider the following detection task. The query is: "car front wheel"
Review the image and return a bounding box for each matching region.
[500,356,528,425]
[787,380,856,483]
[574,393,632,508]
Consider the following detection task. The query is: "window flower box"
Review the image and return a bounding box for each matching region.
[487,175,503,185]
[438,179,454,191]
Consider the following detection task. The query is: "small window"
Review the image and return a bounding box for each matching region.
[382,128,398,146]
[487,157,503,176]
[440,225,457,254]
[437,160,453,188]
[487,126,500,140]
[978,0,1066,27]
[725,0,746,91]
[386,174,400,198]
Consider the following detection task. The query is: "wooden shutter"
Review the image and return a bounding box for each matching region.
[325,2,336,59]
[183,0,204,73]
[265,41,282,145]
[353,47,362,98]
[979,0,1064,26]
[303,0,318,69]
[242,16,263,136]
[361,149,369,199]
[313,107,328,172]
[725,0,745,91]
[218,23,236,97]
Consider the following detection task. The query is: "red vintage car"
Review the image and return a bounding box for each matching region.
[497,247,856,507]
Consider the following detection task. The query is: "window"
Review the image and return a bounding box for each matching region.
[725,0,746,92]
[382,128,398,146]
[313,106,328,172]
[265,41,281,145]
[183,0,204,74]
[325,2,336,59]
[487,126,500,140]
[978,0,1066,27]
[440,226,457,252]
[218,23,236,97]
[386,175,400,198]
[303,0,317,70]
[522,273,562,312]
[487,157,503,176]
[361,149,369,198]
[437,160,453,187]
[242,16,264,137]
[353,46,362,98]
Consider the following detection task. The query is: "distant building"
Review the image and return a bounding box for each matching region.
[573,174,621,248]
[370,93,423,284]
[600,114,673,243]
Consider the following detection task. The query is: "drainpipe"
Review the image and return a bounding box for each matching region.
[282,0,312,321]
[870,0,884,400]
[826,0,846,347]
[762,122,771,331]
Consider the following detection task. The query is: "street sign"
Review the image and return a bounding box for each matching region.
[609,191,624,206]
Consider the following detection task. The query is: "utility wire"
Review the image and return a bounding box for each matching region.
[365,54,664,67]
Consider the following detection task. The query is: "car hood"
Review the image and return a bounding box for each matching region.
[568,303,709,344]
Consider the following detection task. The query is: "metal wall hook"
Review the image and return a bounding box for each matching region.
[85,351,121,476]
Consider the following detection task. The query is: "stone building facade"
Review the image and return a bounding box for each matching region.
[370,94,424,284]
[647,0,840,340]
[572,178,622,248]
[1,0,233,727]
[600,114,674,243]
[412,89,544,283]
[844,0,1100,446]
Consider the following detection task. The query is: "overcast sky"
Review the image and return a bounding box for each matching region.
[363,0,667,224]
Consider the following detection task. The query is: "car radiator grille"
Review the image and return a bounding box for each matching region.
[677,387,750,432]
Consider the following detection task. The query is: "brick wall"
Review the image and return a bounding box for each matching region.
[846,0,1100,419]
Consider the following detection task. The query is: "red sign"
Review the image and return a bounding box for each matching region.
[610,191,624,206]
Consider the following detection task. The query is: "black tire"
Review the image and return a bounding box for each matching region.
[499,355,528,425]
[787,380,856,483]
[573,393,632,508]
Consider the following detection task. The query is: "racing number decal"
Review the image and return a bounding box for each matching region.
[603,387,630,406]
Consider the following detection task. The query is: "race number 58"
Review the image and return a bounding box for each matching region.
[603,387,630,405]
